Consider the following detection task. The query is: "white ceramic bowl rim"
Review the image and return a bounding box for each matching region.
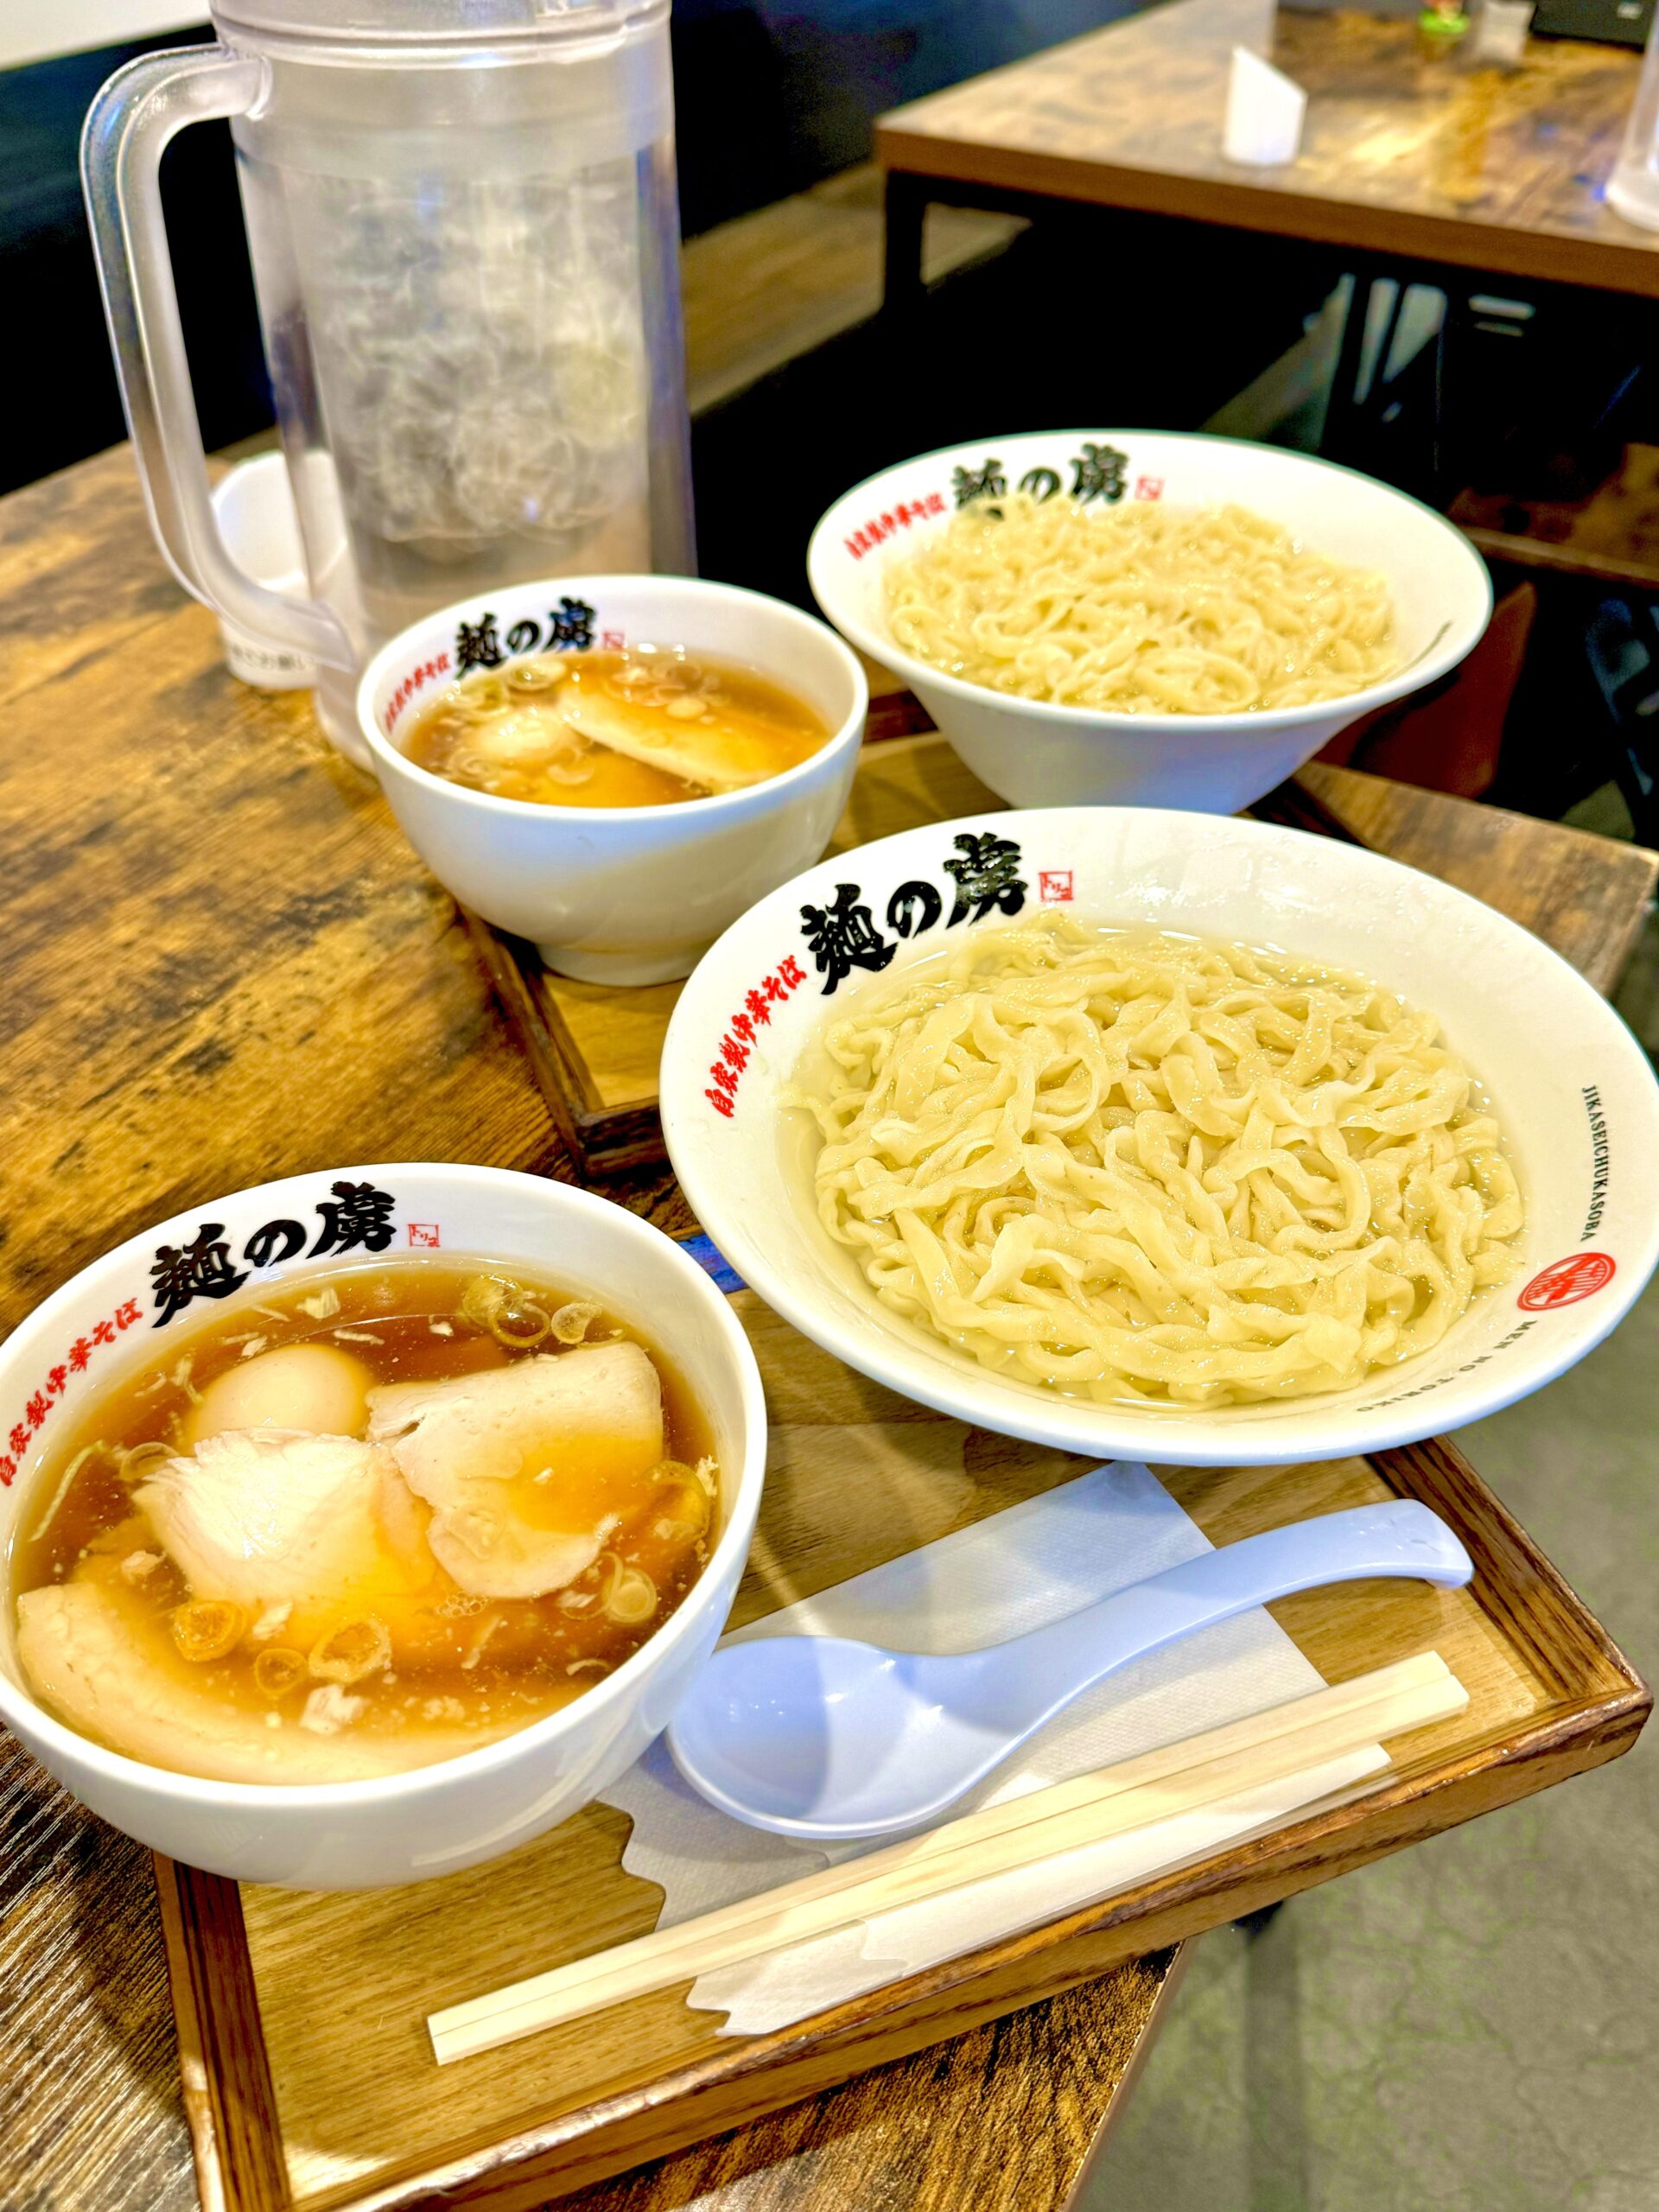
[807,429,1494,734]
[356,574,868,827]
[660,806,1659,1467]
[0,1162,766,1814]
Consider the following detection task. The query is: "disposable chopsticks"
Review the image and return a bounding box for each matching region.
[429,1651,1464,2063]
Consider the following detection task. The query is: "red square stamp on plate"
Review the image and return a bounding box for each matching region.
[1038,870,1074,904]
[407,1224,441,1249]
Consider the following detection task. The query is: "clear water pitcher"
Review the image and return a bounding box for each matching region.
[83,0,695,766]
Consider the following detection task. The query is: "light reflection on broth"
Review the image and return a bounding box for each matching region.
[404,647,831,809]
[10,1260,718,1784]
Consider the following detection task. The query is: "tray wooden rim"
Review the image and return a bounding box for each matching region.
[155,1425,1649,2212]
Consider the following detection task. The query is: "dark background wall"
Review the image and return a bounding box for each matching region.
[670,0,1134,233]
[0,2,1138,496]
[3,31,267,493]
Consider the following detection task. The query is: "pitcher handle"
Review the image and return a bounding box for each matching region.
[80,48,354,671]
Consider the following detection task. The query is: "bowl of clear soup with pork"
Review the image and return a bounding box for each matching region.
[0,1165,766,1888]
[359,575,868,988]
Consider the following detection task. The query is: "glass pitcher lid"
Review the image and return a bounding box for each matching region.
[211,0,662,48]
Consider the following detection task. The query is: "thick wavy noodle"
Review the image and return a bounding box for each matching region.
[884,495,1397,713]
[791,919,1523,1408]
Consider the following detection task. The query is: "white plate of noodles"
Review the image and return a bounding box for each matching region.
[808,432,1492,815]
[660,809,1659,1466]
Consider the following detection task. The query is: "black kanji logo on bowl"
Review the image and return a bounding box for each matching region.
[1070,443,1125,503]
[310,1180,396,1259]
[952,458,1007,508]
[456,611,504,673]
[798,836,1029,995]
[457,599,595,675]
[150,1224,246,1326]
[801,886,896,994]
[151,1181,400,1323]
[944,832,1026,925]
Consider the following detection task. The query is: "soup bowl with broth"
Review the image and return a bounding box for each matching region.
[359,576,868,986]
[0,1165,766,1888]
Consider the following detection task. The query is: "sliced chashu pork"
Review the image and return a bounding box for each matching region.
[135,1429,432,1612]
[366,1339,663,1600]
[16,1577,515,1783]
[557,683,783,792]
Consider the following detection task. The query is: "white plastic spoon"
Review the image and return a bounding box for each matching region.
[666,1499,1471,1839]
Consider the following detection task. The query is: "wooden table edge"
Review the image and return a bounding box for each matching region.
[1459,514,1659,596]
[873,128,1659,302]
[1058,1940,1195,2209]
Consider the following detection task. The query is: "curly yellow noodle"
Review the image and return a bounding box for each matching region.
[789,918,1523,1408]
[884,495,1398,713]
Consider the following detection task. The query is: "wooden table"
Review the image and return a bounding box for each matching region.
[876,0,1659,453]
[2,444,1656,2212]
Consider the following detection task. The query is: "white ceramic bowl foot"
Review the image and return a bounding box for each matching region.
[537,940,707,986]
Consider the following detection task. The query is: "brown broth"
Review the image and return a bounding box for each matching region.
[10,1259,718,1778]
[403,646,830,809]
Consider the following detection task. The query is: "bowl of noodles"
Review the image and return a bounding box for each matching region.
[807,432,1492,812]
[659,807,1659,1467]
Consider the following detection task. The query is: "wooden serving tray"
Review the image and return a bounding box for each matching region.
[155,1286,1649,2212]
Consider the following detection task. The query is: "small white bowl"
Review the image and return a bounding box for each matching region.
[659,807,1659,1468]
[808,431,1493,813]
[209,454,321,694]
[0,1165,766,1889]
[359,576,868,986]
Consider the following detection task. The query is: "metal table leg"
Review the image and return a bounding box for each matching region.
[882,169,931,320]
[1320,268,1376,463]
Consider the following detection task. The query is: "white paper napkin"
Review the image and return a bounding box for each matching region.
[601,1463,1383,2037]
[1224,46,1307,166]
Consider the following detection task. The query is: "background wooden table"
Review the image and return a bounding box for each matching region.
[2,445,1656,2212]
[876,0,1656,303]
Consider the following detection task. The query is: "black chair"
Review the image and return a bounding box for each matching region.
[1586,596,1659,844]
